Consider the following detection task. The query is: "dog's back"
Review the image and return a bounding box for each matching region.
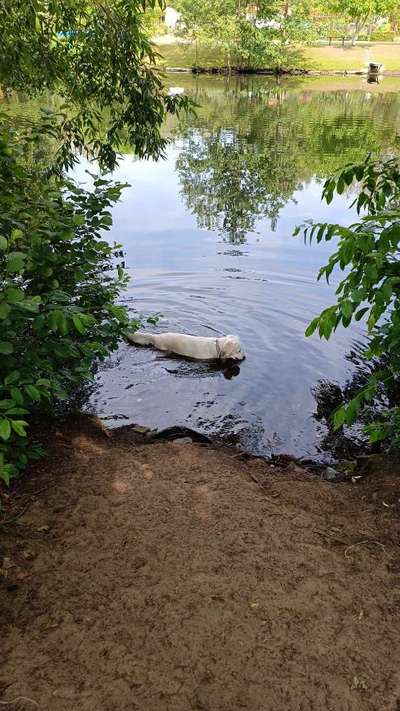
[128,331,245,362]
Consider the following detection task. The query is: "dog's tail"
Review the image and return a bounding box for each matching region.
[127,331,155,347]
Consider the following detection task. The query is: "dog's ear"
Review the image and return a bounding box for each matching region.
[220,335,244,361]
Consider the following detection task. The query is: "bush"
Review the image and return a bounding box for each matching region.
[369,30,396,42]
[358,31,396,41]
[0,116,137,484]
[296,155,400,448]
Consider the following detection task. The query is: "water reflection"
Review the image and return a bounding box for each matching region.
[174,78,400,243]
[70,76,400,459]
[176,127,296,242]
[3,77,400,459]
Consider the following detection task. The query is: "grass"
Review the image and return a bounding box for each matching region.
[305,44,400,71]
[156,40,226,69]
[155,39,400,72]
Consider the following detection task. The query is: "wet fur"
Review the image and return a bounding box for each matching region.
[127,332,245,362]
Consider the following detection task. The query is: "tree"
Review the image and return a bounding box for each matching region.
[175,0,242,69]
[388,4,400,33]
[297,156,400,447]
[175,0,316,70]
[174,78,400,242]
[324,0,399,44]
[0,0,190,483]
[0,0,190,170]
[176,127,299,242]
[0,119,140,482]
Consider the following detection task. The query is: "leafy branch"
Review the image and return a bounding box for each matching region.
[296,154,400,446]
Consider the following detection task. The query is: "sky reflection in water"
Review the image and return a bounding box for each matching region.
[80,75,400,459]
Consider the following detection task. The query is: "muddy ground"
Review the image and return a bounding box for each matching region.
[1,416,400,711]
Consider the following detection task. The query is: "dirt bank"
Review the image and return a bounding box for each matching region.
[1,416,400,711]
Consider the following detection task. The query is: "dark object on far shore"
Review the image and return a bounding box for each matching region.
[368,61,382,77]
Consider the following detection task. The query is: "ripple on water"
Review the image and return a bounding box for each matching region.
[86,76,400,460]
[90,267,362,460]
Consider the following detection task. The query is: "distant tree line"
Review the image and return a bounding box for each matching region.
[151,0,400,68]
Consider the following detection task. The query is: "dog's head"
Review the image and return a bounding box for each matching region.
[219,335,245,362]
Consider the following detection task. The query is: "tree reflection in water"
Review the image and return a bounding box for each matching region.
[174,78,400,243]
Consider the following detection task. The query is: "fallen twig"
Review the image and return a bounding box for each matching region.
[313,529,348,545]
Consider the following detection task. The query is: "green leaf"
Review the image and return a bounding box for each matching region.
[11,420,29,437]
[0,418,11,441]
[7,251,26,274]
[48,310,59,332]
[0,236,8,250]
[345,397,362,426]
[5,287,24,303]
[10,388,24,405]
[5,371,20,386]
[0,341,13,354]
[0,464,13,486]
[72,213,86,226]
[354,307,369,322]
[0,400,16,410]
[336,177,345,195]
[36,378,51,387]
[333,407,346,430]
[0,301,11,319]
[57,311,68,335]
[18,297,40,313]
[59,230,75,241]
[367,424,388,444]
[72,314,85,334]
[340,300,353,320]
[305,317,320,337]
[25,384,41,402]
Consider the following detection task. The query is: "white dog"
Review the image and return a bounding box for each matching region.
[127,331,245,362]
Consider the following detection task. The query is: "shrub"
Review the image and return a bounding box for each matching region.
[0,116,138,484]
[296,154,400,448]
[369,30,396,42]
[0,0,192,487]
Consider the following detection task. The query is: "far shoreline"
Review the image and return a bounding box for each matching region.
[166,66,400,77]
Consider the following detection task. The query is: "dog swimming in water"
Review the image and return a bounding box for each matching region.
[127,331,245,363]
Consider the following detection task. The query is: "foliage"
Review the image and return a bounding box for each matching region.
[175,0,240,68]
[323,0,399,43]
[297,154,400,447]
[176,126,298,242]
[0,0,191,171]
[174,78,400,242]
[0,116,140,484]
[0,1,194,485]
[142,5,165,36]
[174,0,316,70]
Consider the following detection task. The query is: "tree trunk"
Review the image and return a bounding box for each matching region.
[283,1,290,18]
[352,19,365,45]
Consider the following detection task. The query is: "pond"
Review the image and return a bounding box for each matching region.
[20,74,400,459]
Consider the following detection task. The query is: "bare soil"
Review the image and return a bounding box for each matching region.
[1,415,400,711]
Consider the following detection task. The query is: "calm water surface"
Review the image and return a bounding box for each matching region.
[78,75,400,458]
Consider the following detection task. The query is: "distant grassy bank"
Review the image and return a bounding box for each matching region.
[155,39,400,72]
